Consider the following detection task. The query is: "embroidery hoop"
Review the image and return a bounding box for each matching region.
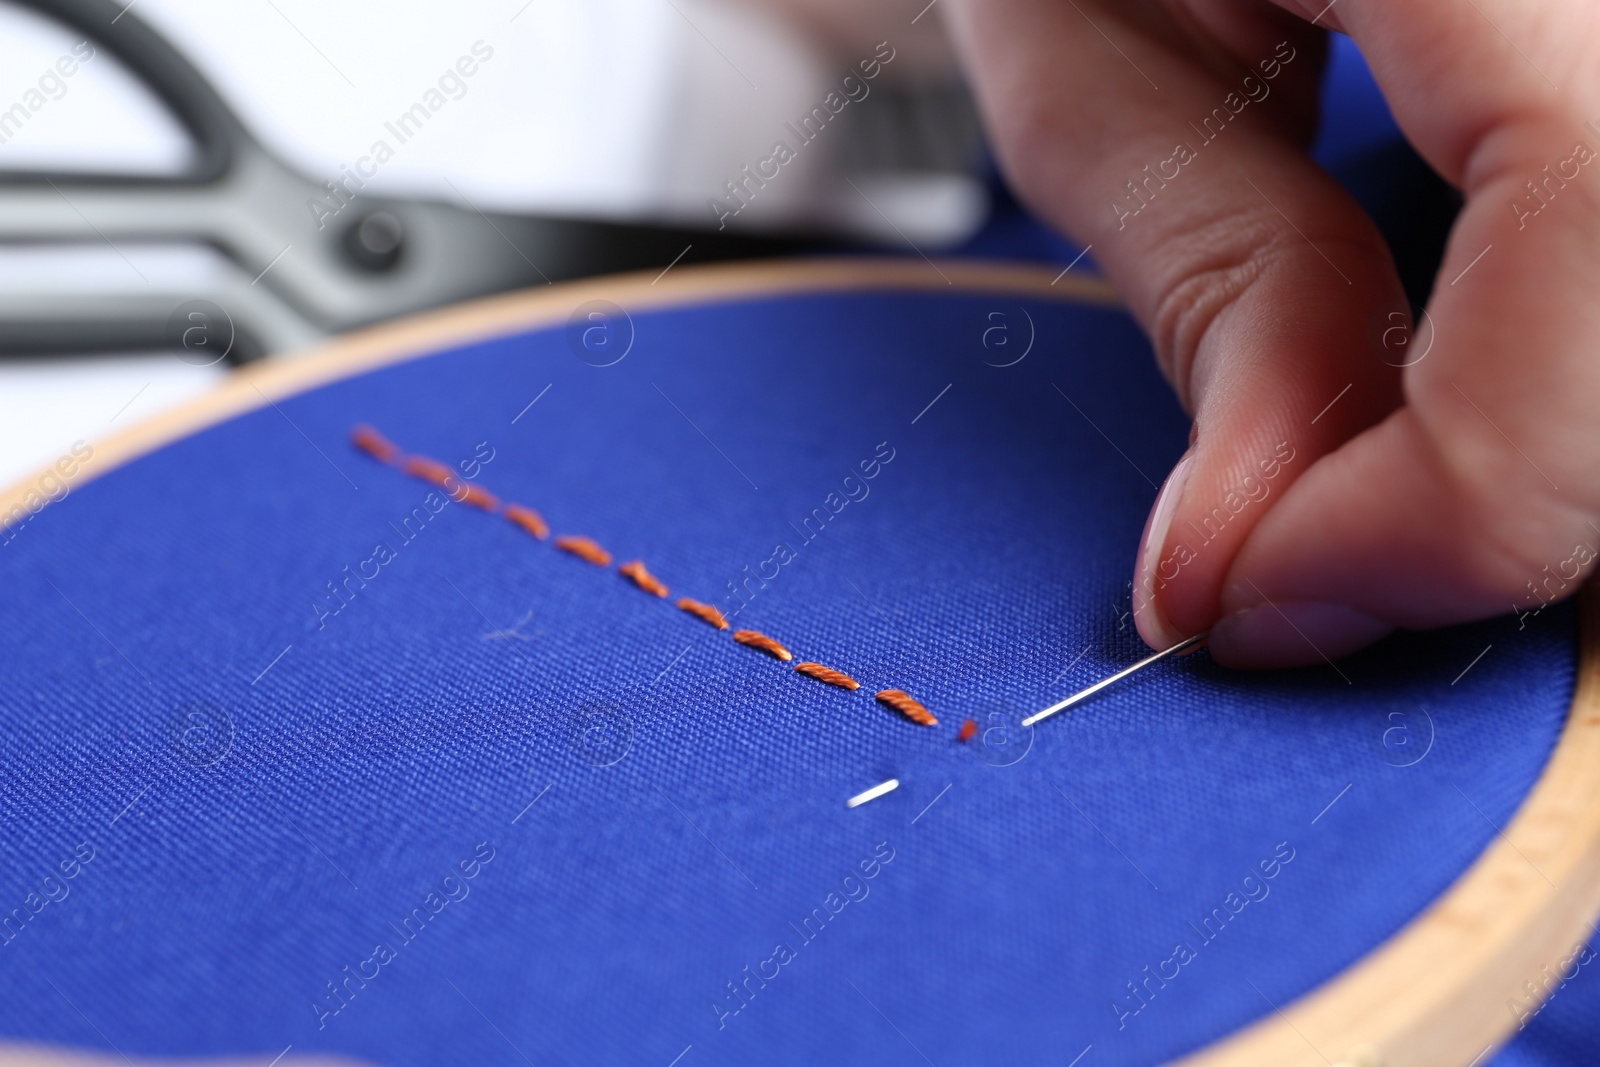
[3,258,1597,1067]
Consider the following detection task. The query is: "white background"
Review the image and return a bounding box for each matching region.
[0,0,970,485]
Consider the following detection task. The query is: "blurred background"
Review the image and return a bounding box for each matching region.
[0,0,1446,488]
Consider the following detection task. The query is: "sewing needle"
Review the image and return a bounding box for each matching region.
[1021,632,1210,727]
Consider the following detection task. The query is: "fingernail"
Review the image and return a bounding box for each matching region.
[1210,599,1393,669]
[1133,452,1193,648]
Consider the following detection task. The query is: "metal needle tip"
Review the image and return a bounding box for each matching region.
[1020,631,1210,727]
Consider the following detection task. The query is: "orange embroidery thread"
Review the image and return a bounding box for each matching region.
[619,560,669,598]
[458,484,500,513]
[400,455,457,487]
[401,456,498,511]
[503,503,550,540]
[732,630,792,661]
[677,597,729,630]
[554,535,612,567]
[795,662,860,690]
[351,424,400,464]
[351,425,941,729]
[875,689,937,727]
[958,718,978,742]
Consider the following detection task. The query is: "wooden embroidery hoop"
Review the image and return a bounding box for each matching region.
[3,258,1597,1067]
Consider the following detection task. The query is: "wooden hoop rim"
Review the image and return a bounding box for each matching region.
[3,258,1596,1067]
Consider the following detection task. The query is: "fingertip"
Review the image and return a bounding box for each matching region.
[1209,599,1393,669]
[1133,601,1189,655]
[1132,452,1194,651]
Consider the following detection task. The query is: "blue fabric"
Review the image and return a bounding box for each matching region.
[1310,34,1403,169]
[0,289,1577,1065]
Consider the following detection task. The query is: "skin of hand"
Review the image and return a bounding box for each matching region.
[937,0,1600,667]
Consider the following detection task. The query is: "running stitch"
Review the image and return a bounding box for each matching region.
[350,425,955,736]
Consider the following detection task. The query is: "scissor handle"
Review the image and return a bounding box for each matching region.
[1,0,252,185]
[0,0,833,359]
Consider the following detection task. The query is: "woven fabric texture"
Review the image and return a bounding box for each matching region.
[0,290,1578,1066]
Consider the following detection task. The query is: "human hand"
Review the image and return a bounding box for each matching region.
[944,0,1600,667]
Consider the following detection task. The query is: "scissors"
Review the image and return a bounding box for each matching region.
[0,0,825,362]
